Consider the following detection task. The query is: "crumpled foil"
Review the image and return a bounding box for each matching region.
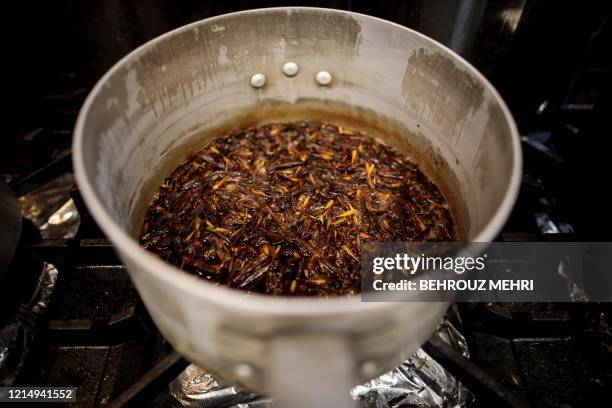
[557,257,590,302]
[18,173,80,239]
[169,365,263,407]
[167,319,472,408]
[0,262,59,385]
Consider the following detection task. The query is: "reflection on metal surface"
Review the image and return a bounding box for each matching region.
[18,173,80,239]
[497,0,525,34]
[169,365,261,407]
[535,212,560,234]
[472,0,528,78]
[557,259,590,303]
[168,320,471,407]
[0,263,59,385]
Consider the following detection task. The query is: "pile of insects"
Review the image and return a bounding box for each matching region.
[140,122,456,296]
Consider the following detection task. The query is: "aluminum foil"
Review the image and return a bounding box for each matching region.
[0,262,59,385]
[557,257,590,302]
[169,365,263,407]
[167,319,472,407]
[18,173,80,239]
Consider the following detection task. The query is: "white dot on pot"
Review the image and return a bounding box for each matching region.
[250,73,266,88]
[315,70,332,86]
[282,62,299,77]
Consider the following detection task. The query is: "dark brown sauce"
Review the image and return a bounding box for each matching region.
[139,121,456,296]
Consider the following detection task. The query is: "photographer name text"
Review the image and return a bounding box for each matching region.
[372,279,533,292]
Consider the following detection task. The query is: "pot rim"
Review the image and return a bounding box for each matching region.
[72,6,522,316]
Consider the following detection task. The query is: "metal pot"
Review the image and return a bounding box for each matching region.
[73,7,521,407]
